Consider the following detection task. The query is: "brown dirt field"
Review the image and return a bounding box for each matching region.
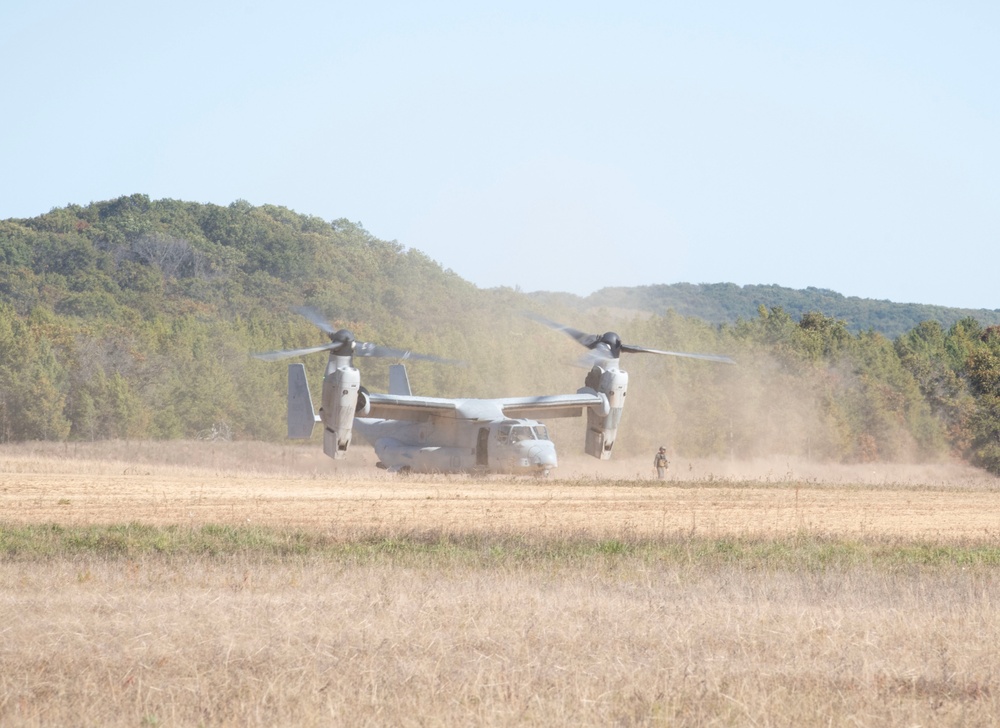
[5,442,1000,727]
[3,441,999,540]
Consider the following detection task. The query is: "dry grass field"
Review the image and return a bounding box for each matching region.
[3,441,1000,726]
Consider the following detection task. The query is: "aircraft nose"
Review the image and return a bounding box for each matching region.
[528,442,558,468]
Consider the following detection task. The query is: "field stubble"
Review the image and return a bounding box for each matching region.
[2,441,1000,726]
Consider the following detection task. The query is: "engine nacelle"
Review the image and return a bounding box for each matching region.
[583,365,628,460]
[320,364,361,459]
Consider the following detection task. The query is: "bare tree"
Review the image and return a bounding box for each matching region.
[130,234,193,279]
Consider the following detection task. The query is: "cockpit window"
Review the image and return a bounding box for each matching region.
[498,424,547,443]
[509,426,533,442]
[496,425,515,443]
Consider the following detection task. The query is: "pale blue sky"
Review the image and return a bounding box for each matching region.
[3,1,998,309]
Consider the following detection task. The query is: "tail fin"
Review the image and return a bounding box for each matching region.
[388,364,412,396]
[287,363,319,438]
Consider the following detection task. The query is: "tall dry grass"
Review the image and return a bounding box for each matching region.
[2,538,998,726]
[2,441,999,725]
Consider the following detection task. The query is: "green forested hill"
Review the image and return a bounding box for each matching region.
[3,195,1000,475]
[0,195,587,442]
[535,283,1000,339]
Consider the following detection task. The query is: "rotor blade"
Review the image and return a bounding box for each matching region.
[252,342,336,362]
[355,342,465,365]
[525,313,601,348]
[529,312,735,364]
[620,344,735,364]
[293,306,336,335]
[574,349,616,369]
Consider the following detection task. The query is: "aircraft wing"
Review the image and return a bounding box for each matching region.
[497,390,608,420]
[367,393,459,422]
[366,389,608,422]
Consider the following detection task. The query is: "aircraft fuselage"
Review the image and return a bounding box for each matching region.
[355,416,557,474]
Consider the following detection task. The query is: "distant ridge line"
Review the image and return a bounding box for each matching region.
[534,283,1000,339]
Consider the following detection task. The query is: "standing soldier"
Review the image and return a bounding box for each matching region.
[653,446,669,480]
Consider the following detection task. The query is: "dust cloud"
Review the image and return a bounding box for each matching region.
[554,452,997,488]
[1,440,995,489]
[617,346,943,469]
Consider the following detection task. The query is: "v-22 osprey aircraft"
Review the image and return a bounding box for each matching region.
[254,309,734,475]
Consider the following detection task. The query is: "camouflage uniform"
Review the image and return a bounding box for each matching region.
[653,447,669,479]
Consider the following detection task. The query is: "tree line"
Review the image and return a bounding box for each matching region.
[562,282,1000,340]
[2,195,999,474]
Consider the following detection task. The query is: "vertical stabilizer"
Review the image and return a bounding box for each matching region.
[388,364,412,396]
[287,363,319,438]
